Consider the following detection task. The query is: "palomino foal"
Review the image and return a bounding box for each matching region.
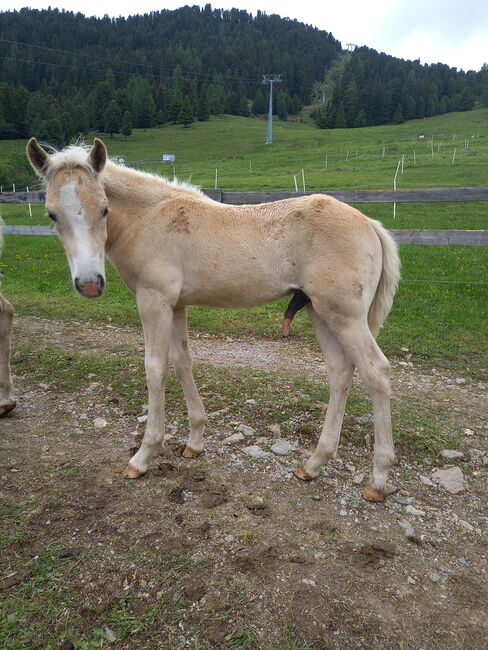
[0,227,16,417]
[27,137,401,502]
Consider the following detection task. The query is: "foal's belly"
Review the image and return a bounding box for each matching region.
[177,248,297,308]
[178,282,290,309]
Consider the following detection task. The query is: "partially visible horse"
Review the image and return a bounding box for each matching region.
[0,224,16,416]
[27,138,400,502]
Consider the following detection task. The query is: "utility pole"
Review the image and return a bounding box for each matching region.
[261,74,282,144]
[319,83,329,105]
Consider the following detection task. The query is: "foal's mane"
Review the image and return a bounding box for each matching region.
[104,161,205,200]
[44,142,204,200]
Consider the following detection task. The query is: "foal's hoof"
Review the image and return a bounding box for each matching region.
[123,463,142,479]
[362,486,386,502]
[294,466,314,481]
[0,401,16,417]
[182,446,201,459]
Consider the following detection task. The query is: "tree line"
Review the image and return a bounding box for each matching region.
[0,5,338,143]
[0,7,487,144]
[312,47,488,129]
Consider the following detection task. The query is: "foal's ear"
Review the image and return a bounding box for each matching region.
[88,138,107,173]
[26,138,49,177]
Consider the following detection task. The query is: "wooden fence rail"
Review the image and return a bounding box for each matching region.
[2,187,487,246]
[204,187,488,205]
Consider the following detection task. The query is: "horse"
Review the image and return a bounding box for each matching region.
[26,137,400,502]
[0,224,16,417]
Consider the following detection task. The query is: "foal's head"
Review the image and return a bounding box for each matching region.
[27,138,109,298]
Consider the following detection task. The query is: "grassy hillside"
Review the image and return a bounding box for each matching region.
[95,108,488,193]
[1,108,487,189]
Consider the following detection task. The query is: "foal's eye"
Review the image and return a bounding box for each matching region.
[102,205,109,218]
[47,210,57,222]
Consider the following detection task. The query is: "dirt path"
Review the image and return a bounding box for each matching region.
[2,315,487,649]
[13,313,488,392]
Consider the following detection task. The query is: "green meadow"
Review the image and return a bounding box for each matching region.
[1,109,487,375]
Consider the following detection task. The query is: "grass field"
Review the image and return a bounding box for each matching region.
[1,107,488,193]
[1,109,487,375]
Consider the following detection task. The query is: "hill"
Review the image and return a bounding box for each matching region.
[0,6,487,145]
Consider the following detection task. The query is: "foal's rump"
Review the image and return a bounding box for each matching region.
[274,194,400,337]
[280,194,399,333]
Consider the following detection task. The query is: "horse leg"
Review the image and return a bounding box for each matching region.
[0,293,16,417]
[295,306,354,481]
[321,314,395,501]
[124,289,173,479]
[170,307,207,458]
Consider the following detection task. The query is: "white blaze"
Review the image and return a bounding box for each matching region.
[58,181,105,285]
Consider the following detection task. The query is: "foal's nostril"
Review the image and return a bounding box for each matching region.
[74,277,82,293]
[97,274,105,292]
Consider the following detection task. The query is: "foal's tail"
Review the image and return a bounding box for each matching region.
[368,219,401,337]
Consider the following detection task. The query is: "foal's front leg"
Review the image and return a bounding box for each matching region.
[0,294,16,417]
[123,290,174,479]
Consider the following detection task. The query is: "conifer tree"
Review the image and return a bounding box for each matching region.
[252,89,266,115]
[277,91,289,120]
[314,106,328,129]
[169,94,183,124]
[198,84,210,121]
[393,104,404,124]
[121,110,132,138]
[335,103,346,128]
[353,108,367,128]
[239,96,250,117]
[178,96,194,127]
[104,99,122,137]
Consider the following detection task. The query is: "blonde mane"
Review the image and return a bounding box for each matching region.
[40,142,205,202]
[103,160,205,201]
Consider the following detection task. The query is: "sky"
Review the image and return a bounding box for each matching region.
[2,0,488,72]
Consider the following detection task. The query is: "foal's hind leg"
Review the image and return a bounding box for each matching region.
[321,314,395,501]
[0,294,16,417]
[295,306,354,481]
[170,307,207,458]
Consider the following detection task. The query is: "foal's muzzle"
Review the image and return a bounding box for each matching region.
[75,274,105,298]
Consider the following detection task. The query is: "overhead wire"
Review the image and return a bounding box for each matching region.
[0,37,266,85]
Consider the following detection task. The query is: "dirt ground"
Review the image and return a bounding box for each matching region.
[1,315,487,649]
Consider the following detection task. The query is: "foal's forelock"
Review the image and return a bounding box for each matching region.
[42,145,100,185]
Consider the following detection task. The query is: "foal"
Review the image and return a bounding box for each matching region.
[27,137,400,502]
[0,227,16,417]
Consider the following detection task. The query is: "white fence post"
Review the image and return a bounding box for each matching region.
[393,159,401,219]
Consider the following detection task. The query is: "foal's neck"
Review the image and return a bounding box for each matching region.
[102,163,176,206]
[101,163,181,252]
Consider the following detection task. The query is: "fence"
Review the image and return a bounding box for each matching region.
[1,187,487,245]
